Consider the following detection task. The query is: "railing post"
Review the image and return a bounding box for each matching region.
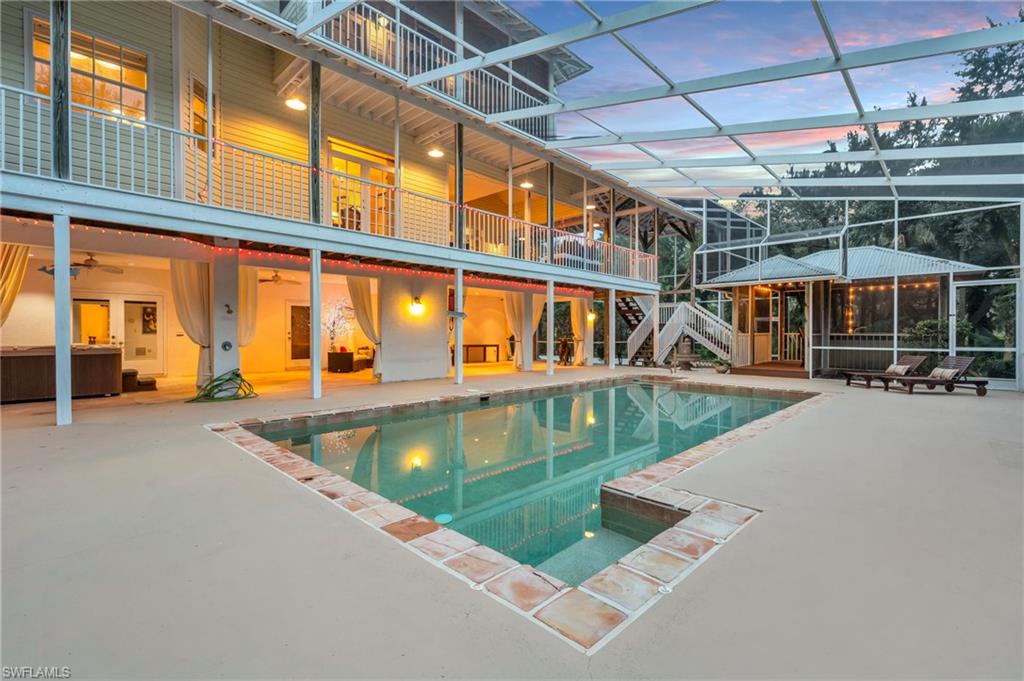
[50,0,70,180]
[310,248,322,399]
[454,122,465,249]
[206,15,214,204]
[309,61,321,224]
[546,280,555,376]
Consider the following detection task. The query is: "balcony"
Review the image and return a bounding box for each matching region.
[0,84,655,283]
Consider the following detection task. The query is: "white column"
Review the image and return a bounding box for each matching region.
[607,287,616,369]
[546,280,554,376]
[520,293,534,371]
[651,293,660,367]
[210,238,240,380]
[454,268,464,385]
[53,214,72,426]
[310,248,322,399]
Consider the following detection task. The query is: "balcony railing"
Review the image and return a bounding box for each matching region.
[1,84,655,282]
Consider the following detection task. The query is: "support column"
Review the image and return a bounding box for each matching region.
[452,413,465,511]
[545,398,554,479]
[607,287,616,369]
[393,96,402,238]
[454,123,465,250]
[53,214,72,425]
[454,268,464,385]
[50,0,70,180]
[652,293,660,367]
[546,280,554,376]
[206,15,214,204]
[310,248,322,399]
[309,61,321,223]
[520,293,534,371]
[210,238,240,380]
[546,161,555,261]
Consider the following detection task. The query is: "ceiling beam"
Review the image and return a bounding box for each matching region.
[634,174,1022,189]
[486,22,1024,123]
[591,143,1024,170]
[295,0,360,38]
[547,96,1024,149]
[404,0,714,87]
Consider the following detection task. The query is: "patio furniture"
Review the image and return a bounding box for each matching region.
[328,351,354,373]
[889,356,989,396]
[842,355,927,389]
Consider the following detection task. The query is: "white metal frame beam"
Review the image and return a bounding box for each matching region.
[487,22,1024,122]
[295,0,360,37]
[548,96,1024,149]
[592,142,1023,170]
[405,0,714,87]
[634,174,1022,189]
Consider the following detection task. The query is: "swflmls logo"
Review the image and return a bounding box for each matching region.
[1,668,71,679]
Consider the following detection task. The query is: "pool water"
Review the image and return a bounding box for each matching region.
[269,381,796,585]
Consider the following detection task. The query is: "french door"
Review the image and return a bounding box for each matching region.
[286,302,311,369]
[71,292,166,375]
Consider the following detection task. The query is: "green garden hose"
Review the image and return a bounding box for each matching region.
[187,369,257,402]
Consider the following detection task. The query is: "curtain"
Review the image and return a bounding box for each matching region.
[504,293,546,369]
[347,275,381,376]
[570,298,588,366]
[170,259,212,386]
[0,244,30,327]
[238,266,258,347]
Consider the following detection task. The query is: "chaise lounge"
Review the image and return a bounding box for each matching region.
[888,355,989,396]
[842,355,928,389]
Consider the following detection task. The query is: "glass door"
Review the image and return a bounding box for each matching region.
[952,280,1018,387]
[781,289,806,363]
[287,302,311,369]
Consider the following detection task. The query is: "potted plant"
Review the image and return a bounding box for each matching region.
[713,359,731,374]
[322,301,356,372]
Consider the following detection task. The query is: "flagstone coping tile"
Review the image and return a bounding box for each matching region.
[650,528,718,560]
[619,545,692,584]
[306,473,347,490]
[603,476,654,495]
[409,528,478,561]
[316,479,366,500]
[339,490,389,512]
[485,566,567,612]
[699,500,757,526]
[676,513,743,542]
[444,545,518,584]
[381,515,442,542]
[582,564,662,612]
[534,589,628,650]
[636,486,695,509]
[357,502,416,528]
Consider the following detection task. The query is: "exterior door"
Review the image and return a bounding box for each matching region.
[287,302,311,369]
[121,298,164,375]
[781,290,806,363]
[951,279,1018,388]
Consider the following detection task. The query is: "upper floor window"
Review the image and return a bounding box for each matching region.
[32,17,148,120]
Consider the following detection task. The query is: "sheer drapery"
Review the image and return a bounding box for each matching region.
[170,259,212,386]
[238,266,258,347]
[503,293,525,368]
[570,298,588,366]
[0,244,30,327]
[347,276,380,376]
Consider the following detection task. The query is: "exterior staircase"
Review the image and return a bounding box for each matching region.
[622,298,732,366]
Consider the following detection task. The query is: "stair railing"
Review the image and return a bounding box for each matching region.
[625,307,654,363]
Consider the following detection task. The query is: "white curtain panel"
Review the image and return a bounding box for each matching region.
[347,275,381,376]
[169,259,212,386]
[502,292,524,368]
[237,266,258,348]
[570,298,588,366]
[0,243,30,327]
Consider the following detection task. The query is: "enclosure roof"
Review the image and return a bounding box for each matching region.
[704,246,984,286]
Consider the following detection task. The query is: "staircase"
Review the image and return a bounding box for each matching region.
[623,298,732,366]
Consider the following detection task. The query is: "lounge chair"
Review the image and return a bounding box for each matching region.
[889,356,989,396]
[842,355,927,389]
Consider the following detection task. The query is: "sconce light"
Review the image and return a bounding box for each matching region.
[586,412,596,426]
[409,296,425,316]
[586,310,596,323]
[285,96,307,111]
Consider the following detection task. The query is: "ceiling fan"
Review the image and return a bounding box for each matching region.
[71,253,124,275]
[258,270,301,286]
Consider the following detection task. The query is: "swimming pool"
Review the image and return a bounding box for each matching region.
[263,380,798,585]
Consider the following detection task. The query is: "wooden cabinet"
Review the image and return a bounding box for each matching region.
[1,346,122,402]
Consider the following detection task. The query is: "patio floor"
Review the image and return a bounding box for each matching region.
[2,367,1021,679]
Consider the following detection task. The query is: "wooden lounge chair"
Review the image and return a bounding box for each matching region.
[842,355,927,389]
[889,356,989,396]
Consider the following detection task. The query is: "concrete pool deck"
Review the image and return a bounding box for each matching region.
[2,367,1022,678]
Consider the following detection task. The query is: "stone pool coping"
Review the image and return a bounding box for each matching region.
[205,375,829,654]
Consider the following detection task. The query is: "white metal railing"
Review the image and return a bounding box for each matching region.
[213,140,309,221]
[627,309,655,363]
[656,300,732,362]
[322,2,401,72]
[322,168,395,235]
[464,206,548,262]
[1,86,51,177]
[397,187,454,246]
[782,331,804,362]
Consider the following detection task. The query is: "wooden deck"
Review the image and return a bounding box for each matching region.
[731,361,807,379]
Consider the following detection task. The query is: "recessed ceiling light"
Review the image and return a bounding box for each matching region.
[585,204,596,210]
[427,148,444,158]
[285,97,306,111]
[519,180,534,189]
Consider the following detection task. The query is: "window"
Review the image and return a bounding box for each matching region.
[32,17,148,120]
[189,75,216,152]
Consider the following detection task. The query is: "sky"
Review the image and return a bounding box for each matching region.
[501,0,1023,180]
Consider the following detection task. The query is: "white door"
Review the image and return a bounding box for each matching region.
[286,302,311,369]
[951,279,1019,389]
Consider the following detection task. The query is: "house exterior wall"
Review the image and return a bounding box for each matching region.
[378,270,449,382]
